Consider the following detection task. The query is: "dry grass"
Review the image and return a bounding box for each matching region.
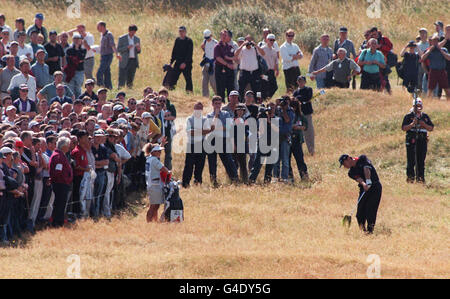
[0,1,449,279]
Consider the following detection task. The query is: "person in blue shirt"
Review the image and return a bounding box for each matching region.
[357,38,386,91]
[273,96,295,182]
[31,49,51,89]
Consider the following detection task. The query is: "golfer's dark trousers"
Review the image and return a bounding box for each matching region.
[356,182,382,233]
[71,175,82,216]
[283,66,300,92]
[288,139,307,179]
[262,70,278,99]
[182,146,206,187]
[118,58,137,88]
[238,69,261,101]
[36,177,52,223]
[406,134,427,181]
[207,138,238,182]
[215,64,235,102]
[51,183,70,227]
[361,71,381,90]
[173,62,193,92]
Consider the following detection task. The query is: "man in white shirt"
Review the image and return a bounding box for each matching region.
[417,28,430,92]
[258,28,280,52]
[234,35,265,101]
[7,59,37,101]
[200,29,218,98]
[280,29,303,92]
[261,33,279,99]
[16,31,33,61]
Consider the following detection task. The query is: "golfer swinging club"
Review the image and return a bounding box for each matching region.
[339,154,382,234]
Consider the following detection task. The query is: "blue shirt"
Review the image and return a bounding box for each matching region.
[278,108,295,136]
[31,62,52,88]
[30,43,48,63]
[428,47,448,70]
[359,49,385,74]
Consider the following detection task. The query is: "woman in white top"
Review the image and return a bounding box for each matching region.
[144,143,170,222]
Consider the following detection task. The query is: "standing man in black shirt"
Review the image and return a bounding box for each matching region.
[293,76,314,156]
[45,30,65,75]
[401,98,434,183]
[339,154,382,234]
[65,33,86,99]
[170,26,193,93]
[214,29,236,102]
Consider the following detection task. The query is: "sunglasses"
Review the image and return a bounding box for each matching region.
[129,102,136,105]
[268,39,275,41]
[286,34,294,38]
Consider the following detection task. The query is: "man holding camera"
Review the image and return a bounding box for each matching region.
[234,35,265,101]
[422,33,450,99]
[401,98,434,183]
[274,96,295,182]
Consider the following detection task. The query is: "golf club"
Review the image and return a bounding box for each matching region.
[342,191,366,228]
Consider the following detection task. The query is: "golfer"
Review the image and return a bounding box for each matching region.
[339,154,382,234]
[144,143,170,222]
[401,98,434,183]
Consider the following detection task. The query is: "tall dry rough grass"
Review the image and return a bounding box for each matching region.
[0,1,448,278]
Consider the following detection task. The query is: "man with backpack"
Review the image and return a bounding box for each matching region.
[357,38,386,91]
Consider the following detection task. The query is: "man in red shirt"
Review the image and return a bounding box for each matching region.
[49,137,73,227]
[70,130,90,218]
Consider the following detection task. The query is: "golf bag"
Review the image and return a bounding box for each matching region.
[162,64,177,90]
[162,179,184,223]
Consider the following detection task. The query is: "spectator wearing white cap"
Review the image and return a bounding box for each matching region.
[4,105,17,125]
[200,29,218,97]
[261,33,279,99]
[143,142,170,222]
[221,90,240,118]
[67,24,95,80]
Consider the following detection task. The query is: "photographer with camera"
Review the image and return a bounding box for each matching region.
[289,100,309,181]
[293,76,315,156]
[401,98,434,183]
[249,102,278,184]
[273,96,295,182]
[234,35,265,101]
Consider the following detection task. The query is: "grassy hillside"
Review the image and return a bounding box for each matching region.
[0,1,449,278]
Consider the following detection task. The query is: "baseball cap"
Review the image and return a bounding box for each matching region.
[267,33,276,40]
[49,30,58,35]
[116,91,126,98]
[418,27,428,33]
[28,121,40,129]
[35,48,45,55]
[15,140,24,148]
[431,33,440,40]
[35,13,44,20]
[237,37,245,42]
[413,98,423,106]
[245,90,255,97]
[229,90,239,97]
[113,104,124,112]
[116,118,128,125]
[85,79,95,86]
[339,154,350,167]
[339,27,348,33]
[94,130,106,137]
[10,41,19,46]
[407,40,417,48]
[151,145,164,153]
[6,105,17,112]
[0,147,14,155]
[297,75,306,82]
[203,29,211,38]
[53,71,64,77]
[434,21,444,28]
[19,84,28,91]
[179,26,186,31]
[1,29,9,34]
[72,33,82,39]
[97,88,108,94]
[141,112,152,119]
